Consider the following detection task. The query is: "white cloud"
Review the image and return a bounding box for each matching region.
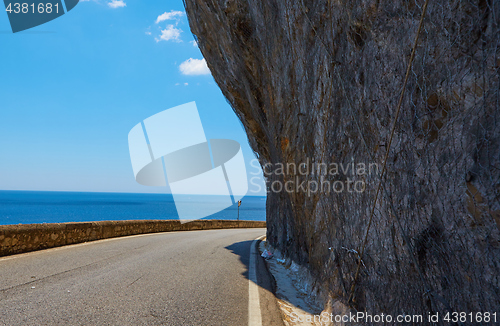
[179,58,211,75]
[107,0,126,8]
[145,31,151,35]
[156,10,184,24]
[190,40,198,47]
[155,25,182,42]
[184,83,189,86]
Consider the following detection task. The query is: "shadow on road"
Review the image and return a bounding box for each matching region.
[225,239,286,325]
[225,240,252,280]
[224,239,276,301]
[226,239,321,320]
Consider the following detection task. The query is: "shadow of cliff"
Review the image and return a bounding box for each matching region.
[225,240,320,318]
[225,240,253,281]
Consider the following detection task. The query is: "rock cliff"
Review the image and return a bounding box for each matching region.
[184,0,500,320]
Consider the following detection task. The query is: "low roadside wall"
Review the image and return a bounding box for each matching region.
[0,220,266,257]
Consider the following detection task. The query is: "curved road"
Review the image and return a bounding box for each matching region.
[0,228,283,326]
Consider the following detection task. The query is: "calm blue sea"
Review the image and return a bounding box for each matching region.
[0,191,266,226]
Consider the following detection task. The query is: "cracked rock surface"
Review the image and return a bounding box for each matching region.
[184,0,500,318]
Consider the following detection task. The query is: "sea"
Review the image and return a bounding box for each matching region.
[0,191,267,226]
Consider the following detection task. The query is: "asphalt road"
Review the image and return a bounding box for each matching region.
[0,228,284,326]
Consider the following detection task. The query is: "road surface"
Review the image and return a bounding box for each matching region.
[0,228,283,326]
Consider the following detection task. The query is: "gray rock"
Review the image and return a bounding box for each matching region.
[184,0,500,317]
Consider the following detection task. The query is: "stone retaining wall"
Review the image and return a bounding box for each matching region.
[0,220,266,257]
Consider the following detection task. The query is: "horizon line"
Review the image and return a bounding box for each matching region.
[0,189,267,197]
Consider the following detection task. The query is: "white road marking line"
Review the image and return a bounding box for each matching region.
[249,235,265,326]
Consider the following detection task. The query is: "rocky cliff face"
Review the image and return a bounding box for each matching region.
[184,0,500,319]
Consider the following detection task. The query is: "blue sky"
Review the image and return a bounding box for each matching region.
[0,0,266,195]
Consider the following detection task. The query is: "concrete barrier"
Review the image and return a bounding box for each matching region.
[0,220,266,257]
